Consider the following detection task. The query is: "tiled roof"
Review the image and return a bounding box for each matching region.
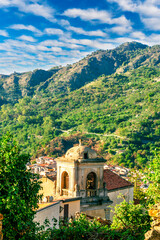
[39,164,47,167]
[103,169,133,191]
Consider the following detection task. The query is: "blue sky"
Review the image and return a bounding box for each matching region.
[0,0,160,74]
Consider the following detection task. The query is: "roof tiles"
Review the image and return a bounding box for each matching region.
[103,169,133,191]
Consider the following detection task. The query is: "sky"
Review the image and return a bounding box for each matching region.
[0,0,160,74]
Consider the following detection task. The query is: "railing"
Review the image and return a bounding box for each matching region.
[86,189,97,197]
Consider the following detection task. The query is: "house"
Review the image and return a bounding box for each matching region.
[35,197,81,229]
[39,176,56,202]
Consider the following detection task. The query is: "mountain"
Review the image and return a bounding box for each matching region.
[0,68,61,104]
[0,41,150,104]
[0,41,160,168]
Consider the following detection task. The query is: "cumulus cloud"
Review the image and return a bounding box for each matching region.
[63,8,131,26]
[107,0,137,12]
[110,25,132,34]
[9,24,42,35]
[44,28,64,35]
[0,30,9,37]
[18,35,37,42]
[67,26,107,37]
[0,0,55,22]
[107,0,160,30]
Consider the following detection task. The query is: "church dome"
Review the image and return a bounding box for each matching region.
[65,145,97,160]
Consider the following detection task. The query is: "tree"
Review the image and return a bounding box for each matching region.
[0,133,41,239]
[111,200,151,240]
[146,152,160,205]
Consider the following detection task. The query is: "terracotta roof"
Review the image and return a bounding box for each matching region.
[42,156,54,160]
[103,169,133,191]
[39,164,47,167]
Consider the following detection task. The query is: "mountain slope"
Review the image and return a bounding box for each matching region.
[0,41,160,168]
[0,68,61,104]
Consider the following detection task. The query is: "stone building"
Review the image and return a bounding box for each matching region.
[54,141,112,213]
[38,141,133,220]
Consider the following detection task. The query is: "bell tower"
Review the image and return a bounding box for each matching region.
[55,142,111,212]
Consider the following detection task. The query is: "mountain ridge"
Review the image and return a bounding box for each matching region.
[0,41,153,105]
[0,41,160,168]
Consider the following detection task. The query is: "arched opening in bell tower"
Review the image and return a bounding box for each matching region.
[86,172,97,197]
[61,171,69,196]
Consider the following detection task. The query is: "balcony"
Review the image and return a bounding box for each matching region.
[86,189,97,197]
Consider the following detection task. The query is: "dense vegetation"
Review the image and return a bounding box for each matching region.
[0,134,41,239]
[0,42,160,168]
[0,134,159,239]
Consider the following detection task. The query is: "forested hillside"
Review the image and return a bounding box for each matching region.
[0,42,160,168]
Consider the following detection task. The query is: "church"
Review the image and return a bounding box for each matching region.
[36,141,133,225]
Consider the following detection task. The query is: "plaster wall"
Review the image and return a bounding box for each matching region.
[34,202,60,229]
[60,200,80,218]
[39,177,55,197]
[108,186,134,221]
[85,187,134,221]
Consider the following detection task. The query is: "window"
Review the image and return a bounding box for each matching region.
[86,172,97,197]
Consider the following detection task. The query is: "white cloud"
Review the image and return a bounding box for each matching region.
[107,0,137,12]
[59,19,70,27]
[63,8,130,26]
[67,26,107,37]
[107,0,160,31]
[40,39,83,50]
[18,35,37,42]
[0,30,9,37]
[110,24,132,34]
[141,17,160,31]
[62,37,115,49]
[130,31,146,40]
[9,24,42,35]
[64,8,111,23]
[44,28,64,35]
[0,0,55,22]
[19,2,55,22]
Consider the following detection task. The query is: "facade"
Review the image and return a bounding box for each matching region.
[38,141,133,221]
[54,142,112,212]
[86,169,134,220]
[35,201,60,229]
[35,197,81,229]
[39,176,56,202]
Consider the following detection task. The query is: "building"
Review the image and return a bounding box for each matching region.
[37,141,133,222]
[86,169,134,220]
[35,197,81,229]
[54,141,112,214]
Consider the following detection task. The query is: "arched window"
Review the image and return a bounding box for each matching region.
[61,171,69,196]
[86,172,97,197]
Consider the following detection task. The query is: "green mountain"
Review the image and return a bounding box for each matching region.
[0,68,61,105]
[0,41,160,168]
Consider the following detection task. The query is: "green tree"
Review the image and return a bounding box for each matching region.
[112,200,151,240]
[146,153,160,205]
[0,133,41,239]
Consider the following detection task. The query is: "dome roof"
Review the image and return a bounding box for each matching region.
[65,145,97,160]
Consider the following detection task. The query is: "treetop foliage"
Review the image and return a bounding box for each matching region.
[0,133,41,239]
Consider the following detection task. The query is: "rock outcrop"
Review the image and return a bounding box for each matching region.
[145,204,160,240]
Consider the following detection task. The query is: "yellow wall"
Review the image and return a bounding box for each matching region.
[39,177,55,197]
